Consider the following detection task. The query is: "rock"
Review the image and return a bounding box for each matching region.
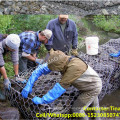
[40,5,49,14]
[4,8,11,14]
[17,2,22,7]
[14,6,20,12]
[102,9,109,15]
[0,1,120,17]
[118,5,120,9]
[104,1,111,6]
[20,9,26,14]
[0,8,3,13]
[107,32,120,39]
[0,12,3,15]
[111,10,117,15]
[22,6,28,11]
[5,1,13,6]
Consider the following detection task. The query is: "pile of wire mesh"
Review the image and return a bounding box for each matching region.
[79,38,120,100]
[5,38,120,120]
[5,72,79,120]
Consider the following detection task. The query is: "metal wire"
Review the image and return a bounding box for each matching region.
[5,38,120,119]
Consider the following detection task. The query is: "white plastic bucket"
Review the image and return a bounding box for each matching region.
[85,37,99,55]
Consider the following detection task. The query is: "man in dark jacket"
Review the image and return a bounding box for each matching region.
[21,49,102,120]
[46,15,78,56]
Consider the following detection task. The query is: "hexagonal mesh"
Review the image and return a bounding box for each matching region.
[5,38,120,119]
[79,38,120,100]
[5,72,79,120]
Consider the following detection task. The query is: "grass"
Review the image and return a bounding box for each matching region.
[93,15,120,33]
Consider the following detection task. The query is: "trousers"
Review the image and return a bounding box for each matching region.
[72,65,102,120]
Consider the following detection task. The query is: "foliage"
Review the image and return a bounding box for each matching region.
[69,15,84,42]
[9,15,57,34]
[4,62,14,78]
[0,15,13,34]
[93,15,120,33]
[0,15,83,77]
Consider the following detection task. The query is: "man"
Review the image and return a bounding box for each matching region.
[0,34,20,100]
[21,49,102,120]
[19,29,52,73]
[46,15,78,56]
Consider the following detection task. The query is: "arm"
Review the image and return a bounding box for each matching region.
[13,64,19,76]
[0,51,7,79]
[32,83,66,105]
[0,66,7,79]
[23,54,36,62]
[0,51,11,90]
[11,49,19,74]
[21,63,51,98]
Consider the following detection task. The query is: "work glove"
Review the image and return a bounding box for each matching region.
[35,59,44,64]
[32,83,66,105]
[21,84,33,98]
[15,75,27,84]
[21,63,51,98]
[71,49,78,56]
[4,78,11,90]
[109,50,120,57]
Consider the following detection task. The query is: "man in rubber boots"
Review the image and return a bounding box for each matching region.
[21,49,102,120]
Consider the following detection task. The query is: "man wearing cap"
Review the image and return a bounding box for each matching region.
[19,29,52,73]
[0,34,20,100]
[46,15,78,56]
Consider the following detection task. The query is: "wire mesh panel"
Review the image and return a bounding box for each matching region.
[5,38,120,119]
[79,38,120,100]
[5,72,79,120]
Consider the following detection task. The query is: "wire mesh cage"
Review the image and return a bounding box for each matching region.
[5,71,79,120]
[5,38,120,119]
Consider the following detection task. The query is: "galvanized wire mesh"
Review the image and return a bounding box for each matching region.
[5,71,79,120]
[5,38,120,119]
[79,38,120,100]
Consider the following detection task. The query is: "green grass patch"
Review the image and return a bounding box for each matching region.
[93,15,120,33]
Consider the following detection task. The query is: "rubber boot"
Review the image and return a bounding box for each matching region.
[0,90,6,101]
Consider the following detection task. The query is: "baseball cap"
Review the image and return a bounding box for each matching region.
[42,29,52,40]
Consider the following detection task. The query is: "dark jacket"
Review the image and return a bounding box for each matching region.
[46,18,78,53]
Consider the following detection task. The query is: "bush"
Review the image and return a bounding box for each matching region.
[0,15,13,34]
[0,15,83,77]
[93,15,120,33]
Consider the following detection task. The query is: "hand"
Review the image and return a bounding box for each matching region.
[71,49,78,56]
[109,51,120,57]
[35,59,44,64]
[15,75,26,84]
[21,85,32,98]
[32,96,43,105]
[4,78,11,90]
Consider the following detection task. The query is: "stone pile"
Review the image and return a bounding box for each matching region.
[0,0,120,16]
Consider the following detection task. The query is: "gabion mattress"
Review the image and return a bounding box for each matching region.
[5,38,120,119]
